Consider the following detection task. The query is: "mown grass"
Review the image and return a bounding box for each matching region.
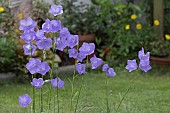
[0,66,170,113]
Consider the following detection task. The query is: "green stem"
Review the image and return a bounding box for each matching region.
[105,76,110,113]
[74,75,84,113]
[115,77,136,113]
[32,75,35,113]
[57,84,59,113]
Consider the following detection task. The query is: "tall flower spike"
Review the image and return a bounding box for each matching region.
[125,60,138,72]
[49,4,63,16]
[90,55,103,69]
[18,94,32,107]
[31,78,44,89]
[76,63,86,75]
[26,58,41,74]
[19,17,37,31]
[51,77,65,88]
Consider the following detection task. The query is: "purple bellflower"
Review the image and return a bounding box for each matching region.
[106,68,116,77]
[18,94,32,107]
[67,35,79,48]
[90,55,103,69]
[125,60,138,72]
[31,78,44,89]
[59,27,70,41]
[55,37,67,51]
[20,31,36,43]
[26,58,41,74]
[138,47,150,61]
[51,77,64,88]
[76,63,86,75]
[139,60,152,72]
[68,48,78,58]
[36,38,52,50]
[19,17,37,31]
[102,64,109,72]
[79,42,95,55]
[77,52,86,62]
[42,19,53,33]
[51,20,62,32]
[35,30,46,40]
[23,43,36,56]
[49,4,63,16]
[38,62,50,75]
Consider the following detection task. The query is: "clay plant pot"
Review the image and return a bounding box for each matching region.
[78,34,96,46]
[150,56,170,67]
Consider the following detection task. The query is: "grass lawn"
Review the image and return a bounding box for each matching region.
[0,66,170,113]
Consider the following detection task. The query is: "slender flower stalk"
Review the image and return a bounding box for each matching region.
[105,75,110,113]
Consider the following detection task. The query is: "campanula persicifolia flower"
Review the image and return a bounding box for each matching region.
[76,63,86,75]
[125,60,138,72]
[51,20,62,32]
[139,60,151,72]
[35,30,46,40]
[90,55,102,69]
[26,58,41,74]
[42,19,53,33]
[19,17,37,31]
[67,35,79,48]
[20,31,36,43]
[38,62,50,75]
[59,27,70,41]
[77,52,86,62]
[55,37,67,51]
[102,64,109,72]
[68,48,78,58]
[79,42,95,55]
[51,77,64,88]
[18,94,32,107]
[138,47,150,61]
[23,43,36,56]
[106,68,116,77]
[49,4,63,16]
[36,38,52,50]
[31,78,44,89]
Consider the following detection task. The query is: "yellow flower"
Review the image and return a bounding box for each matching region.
[17,13,23,19]
[125,24,130,30]
[130,14,137,20]
[165,34,170,40]
[154,19,159,26]
[0,7,4,13]
[136,23,142,30]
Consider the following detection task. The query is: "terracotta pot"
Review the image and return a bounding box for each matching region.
[150,56,170,66]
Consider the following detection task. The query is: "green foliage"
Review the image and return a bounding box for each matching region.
[61,0,99,34]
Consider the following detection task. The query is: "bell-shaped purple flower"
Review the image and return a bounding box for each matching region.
[106,68,116,77]
[139,60,152,72]
[125,59,138,72]
[49,4,63,16]
[79,42,95,55]
[36,38,52,50]
[19,17,37,31]
[76,63,86,75]
[20,31,36,43]
[59,27,70,41]
[38,62,51,75]
[18,94,32,107]
[68,48,78,58]
[67,35,79,48]
[77,52,86,62]
[26,58,41,74]
[42,19,53,33]
[90,55,103,69]
[31,78,44,89]
[23,43,36,56]
[102,64,109,72]
[51,77,64,88]
[138,47,150,61]
[35,30,46,40]
[51,20,62,32]
[55,37,67,51]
